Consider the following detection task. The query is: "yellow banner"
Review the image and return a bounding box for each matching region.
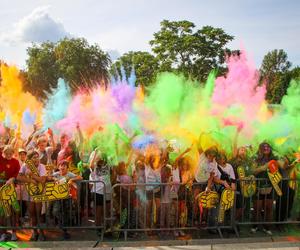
[268,171,282,196]
[218,189,234,223]
[237,166,256,197]
[32,182,70,202]
[69,163,80,176]
[0,184,20,217]
[197,191,219,208]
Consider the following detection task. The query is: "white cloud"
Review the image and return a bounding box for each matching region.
[1,6,71,44]
[106,49,121,62]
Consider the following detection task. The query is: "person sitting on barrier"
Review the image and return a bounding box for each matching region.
[50,160,82,240]
[251,142,277,236]
[16,150,48,241]
[0,145,21,242]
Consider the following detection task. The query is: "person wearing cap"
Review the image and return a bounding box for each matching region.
[18,148,27,166]
[0,145,21,241]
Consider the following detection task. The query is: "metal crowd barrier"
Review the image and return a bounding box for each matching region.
[109,182,238,240]
[234,178,299,228]
[0,180,107,240]
[0,177,300,241]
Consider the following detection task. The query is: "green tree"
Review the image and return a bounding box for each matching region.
[260,49,292,103]
[149,20,234,82]
[26,38,111,101]
[289,66,300,80]
[110,51,159,86]
[25,42,59,99]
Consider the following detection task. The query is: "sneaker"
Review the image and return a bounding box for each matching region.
[250,227,258,234]
[263,228,272,236]
[10,232,17,241]
[179,230,185,236]
[0,233,9,242]
[63,232,70,240]
[30,231,38,241]
[38,232,46,241]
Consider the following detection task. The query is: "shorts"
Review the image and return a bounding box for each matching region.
[146,189,161,200]
[254,187,273,200]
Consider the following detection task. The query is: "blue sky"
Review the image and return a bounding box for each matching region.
[0,0,299,69]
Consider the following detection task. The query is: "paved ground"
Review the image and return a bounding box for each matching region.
[1,238,300,250]
[1,225,300,249]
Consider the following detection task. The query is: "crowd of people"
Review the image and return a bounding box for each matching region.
[0,124,300,242]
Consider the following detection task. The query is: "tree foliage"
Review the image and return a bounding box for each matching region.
[149,20,234,82]
[260,49,292,103]
[110,51,159,86]
[25,38,111,100]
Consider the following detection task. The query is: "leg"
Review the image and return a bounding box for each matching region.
[155,197,161,228]
[28,202,38,240]
[146,199,153,229]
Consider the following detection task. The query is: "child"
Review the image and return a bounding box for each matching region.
[51,160,82,240]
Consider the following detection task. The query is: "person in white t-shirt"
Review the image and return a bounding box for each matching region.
[193,147,217,226]
[89,152,111,227]
[212,152,236,192]
[50,160,82,240]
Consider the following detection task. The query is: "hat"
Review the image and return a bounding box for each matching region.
[18,148,27,154]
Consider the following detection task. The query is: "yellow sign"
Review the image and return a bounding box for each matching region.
[69,163,80,176]
[46,165,55,175]
[25,159,39,176]
[25,182,44,196]
[22,161,71,202]
[218,189,234,223]
[0,184,20,217]
[197,191,219,208]
[23,159,45,196]
[32,182,70,202]
[268,171,282,196]
[237,166,256,197]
